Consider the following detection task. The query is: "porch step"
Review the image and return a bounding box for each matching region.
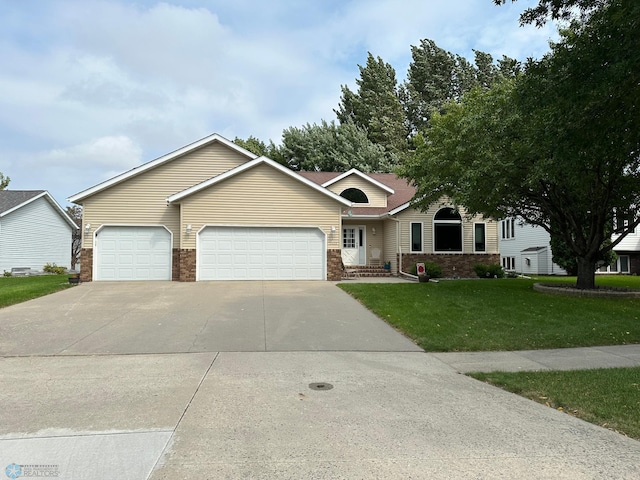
[350,266,394,277]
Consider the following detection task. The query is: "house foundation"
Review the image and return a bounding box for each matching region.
[400,253,501,278]
[327,249,343,281]
[79,248,93,282]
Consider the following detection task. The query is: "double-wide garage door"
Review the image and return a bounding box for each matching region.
[198,226,325,280]
[95,226,172,281]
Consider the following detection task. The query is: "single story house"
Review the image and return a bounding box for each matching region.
[0,190,78,274]
[68,133,499,282]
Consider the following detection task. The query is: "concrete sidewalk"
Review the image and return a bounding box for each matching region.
[432,343,640,373]
[1,282,639,479]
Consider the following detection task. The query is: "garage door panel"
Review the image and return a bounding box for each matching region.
[198,227,325,280]
[96,227,171,281]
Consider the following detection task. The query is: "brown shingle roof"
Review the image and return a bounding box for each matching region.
[297,171,416,216]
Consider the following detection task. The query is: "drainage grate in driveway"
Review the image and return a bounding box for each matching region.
[309,382,333,391]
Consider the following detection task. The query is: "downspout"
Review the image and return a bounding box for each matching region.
[388,216,418,280]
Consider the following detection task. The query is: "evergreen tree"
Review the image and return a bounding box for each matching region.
[335,53,408,163]
[279,119,396,173]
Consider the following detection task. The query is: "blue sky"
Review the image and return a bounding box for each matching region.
[0,0,557,206]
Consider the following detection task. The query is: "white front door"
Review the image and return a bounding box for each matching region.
[342,226,366,266]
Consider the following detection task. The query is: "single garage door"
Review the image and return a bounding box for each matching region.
[95,226,172,281]
[198,226,325,280]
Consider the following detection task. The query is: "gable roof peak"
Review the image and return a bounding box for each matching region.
[167,156,352,207]
[320,168,395,194]
[68,133,258,203]
[0,190,77,228]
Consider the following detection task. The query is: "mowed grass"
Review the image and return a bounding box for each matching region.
[338,276,640,352]
[470,367,640,440]
[0,275,74,308]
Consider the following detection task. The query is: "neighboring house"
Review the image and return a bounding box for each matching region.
[498,218,567,276]
[500,216,640,275]
[0,190,78,273]
[68,133,499,282]
[608,225,640,274]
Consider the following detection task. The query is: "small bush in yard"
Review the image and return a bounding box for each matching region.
[474,263,504,278]
[43,263,67,275]
[423,261,442,278]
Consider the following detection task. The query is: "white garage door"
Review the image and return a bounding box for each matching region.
[95,226,172,281]
[198,227,325,280]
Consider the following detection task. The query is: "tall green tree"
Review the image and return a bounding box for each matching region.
[233,136,285,164]
[401,0,640,289]
[335,53,408,162]
[401,39,519,133]
[495,0,606,26]
[0,173,9,190]
[279,119,395,172]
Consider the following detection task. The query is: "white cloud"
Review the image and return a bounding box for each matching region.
[27,136,142,170]
[0,0,557,204]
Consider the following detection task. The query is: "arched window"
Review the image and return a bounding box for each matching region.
[434,207,463,252]
[340,188,369,204]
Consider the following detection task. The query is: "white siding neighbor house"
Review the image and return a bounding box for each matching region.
[0,191,78,273]
[499,217,567,276]
[608,224,640,274]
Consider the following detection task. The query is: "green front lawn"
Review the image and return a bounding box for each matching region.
[340,276,640,440]
[339,276,640,352]
[470,367,640,440]
[0,274,74,308]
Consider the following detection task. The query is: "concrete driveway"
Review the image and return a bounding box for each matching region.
[0,281,420,355]
[0,281,639,479]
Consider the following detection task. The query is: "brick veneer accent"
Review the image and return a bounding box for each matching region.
[172,249,180,281]
[178,249,197,282]
[400,253,501,278]
[80,248,93,282]
[327,249,343,281]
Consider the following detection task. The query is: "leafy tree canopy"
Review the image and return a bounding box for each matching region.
[279,119,396,173]
[401,39,520,133]
[494,0,607,26]
[233,136,285,164]
[401,0,640,288]
[0,173,9,190]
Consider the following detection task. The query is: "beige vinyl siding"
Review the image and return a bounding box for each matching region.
[397,206,437,254]
[180,164,343,249]
[81,142,250,248]
[383,218,398,272]
[326,175,388,207]
[396,201,499,255]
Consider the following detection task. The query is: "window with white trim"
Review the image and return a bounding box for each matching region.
[342,228,356,249]
[502,256,516,270]
[474,223,486,252]
[500,218,516,240]
[340,188,369,204]
[434,208,463,252]
[410,222,423,252]
[597,255,630,273]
